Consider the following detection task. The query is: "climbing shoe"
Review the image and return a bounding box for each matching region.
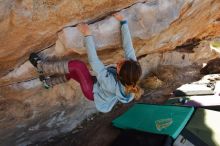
[39,75,51,89]
[29,53,41,68]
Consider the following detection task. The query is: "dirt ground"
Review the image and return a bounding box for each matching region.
[31,65,202,146]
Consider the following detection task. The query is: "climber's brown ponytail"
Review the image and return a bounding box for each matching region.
[118,60,143,100]
[125,84,143,100]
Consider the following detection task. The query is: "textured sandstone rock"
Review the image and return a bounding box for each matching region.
[140,74,164,89]
[56,0,186,54]
[0,0,145,76]
[1,0,220,145]
[200,58,220,74]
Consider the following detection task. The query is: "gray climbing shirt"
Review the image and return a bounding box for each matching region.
[85,20,137,113]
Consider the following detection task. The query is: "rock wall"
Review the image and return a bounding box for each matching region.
[1,0,220,145]
[0,0,146,77]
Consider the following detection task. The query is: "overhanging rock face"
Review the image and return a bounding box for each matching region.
[56,0,185,54]
[0,0,220,145]
[0,0,146,77]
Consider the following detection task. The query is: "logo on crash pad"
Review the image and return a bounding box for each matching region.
[155,118,173,131]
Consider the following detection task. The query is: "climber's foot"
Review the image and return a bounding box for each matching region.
[29,53,42,67]
[39,75,51,89]
[29,53,44,73]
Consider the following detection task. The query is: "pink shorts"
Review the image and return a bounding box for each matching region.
[65,60,94,101]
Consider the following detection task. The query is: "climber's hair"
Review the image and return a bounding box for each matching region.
[117,59,142,100]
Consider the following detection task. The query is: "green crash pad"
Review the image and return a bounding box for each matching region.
[183,108,220,146]
[112,104,194,139]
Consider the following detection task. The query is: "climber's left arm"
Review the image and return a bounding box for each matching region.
[77,23,105,75]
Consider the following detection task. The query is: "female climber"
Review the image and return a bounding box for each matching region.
[29,13,143,113]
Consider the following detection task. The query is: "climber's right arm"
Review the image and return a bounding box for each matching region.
[77,23,105,75]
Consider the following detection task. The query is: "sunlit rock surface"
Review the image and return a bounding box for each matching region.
[1,0,220,145]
